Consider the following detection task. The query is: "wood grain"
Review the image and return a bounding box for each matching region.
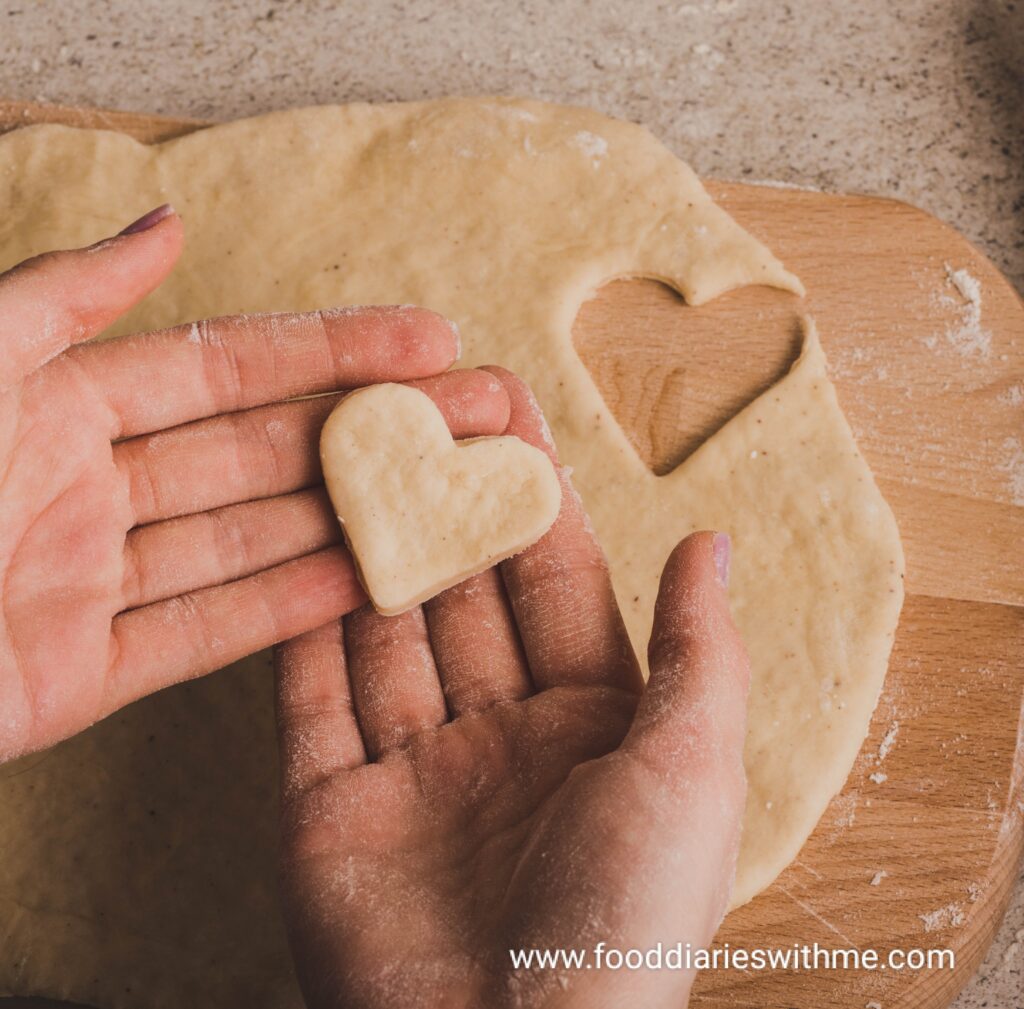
[0,100,1021,1009]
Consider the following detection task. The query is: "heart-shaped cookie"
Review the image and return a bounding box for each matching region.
[320,383,562,615]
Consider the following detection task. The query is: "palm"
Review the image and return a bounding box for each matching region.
[0,361,134,754]
[0,211,494,760]
[286,685,638,1001]
[276,370,750,1009]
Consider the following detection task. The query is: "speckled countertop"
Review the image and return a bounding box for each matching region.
[0,1,1021,1007]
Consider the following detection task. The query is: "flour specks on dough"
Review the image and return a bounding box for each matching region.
[570,130,608,164]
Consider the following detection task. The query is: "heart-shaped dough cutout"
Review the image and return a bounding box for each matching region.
[321,383,562,615]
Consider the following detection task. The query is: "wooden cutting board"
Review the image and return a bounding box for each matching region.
[1,98,1022,1009]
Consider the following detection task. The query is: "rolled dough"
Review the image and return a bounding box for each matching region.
[0,99,903,1007]
[319,383,561,615]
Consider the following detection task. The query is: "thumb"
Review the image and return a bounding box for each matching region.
[624,530,750,800]
[622,531,751,929]
[0,204,183,391]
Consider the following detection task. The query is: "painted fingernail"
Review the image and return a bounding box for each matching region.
[713,532,731,588]
[118,203,175,236]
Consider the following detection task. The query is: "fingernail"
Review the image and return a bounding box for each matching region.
[118,203,175,236]
[713,532,731,588]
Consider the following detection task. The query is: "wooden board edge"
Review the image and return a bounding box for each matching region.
[0,97,206,142]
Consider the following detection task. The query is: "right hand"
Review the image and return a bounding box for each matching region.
[274,369,751,1009]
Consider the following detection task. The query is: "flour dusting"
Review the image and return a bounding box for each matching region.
[932,263,992,358]
[877,721,900,761]
[571,130,608,163]
[919,902,965,932]
[998,383,1023,407]
[998,437,1024,505]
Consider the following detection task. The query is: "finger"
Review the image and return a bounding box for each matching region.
[74,304,461,439]
[122,488,338,609]
[423,569,533,716]
[116,368,511,525]
[344,605,447,760]
[0,205,182,391]
[625,532,750,784]
[275,620,367,799]
[483,367,642,694]
[106,546,365,712]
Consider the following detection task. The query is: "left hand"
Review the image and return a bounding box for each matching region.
[0,204,508,760]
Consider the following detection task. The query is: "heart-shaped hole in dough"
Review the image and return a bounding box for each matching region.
[574,279,804,475]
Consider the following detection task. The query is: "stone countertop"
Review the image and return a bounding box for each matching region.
[0,1,1021,1006]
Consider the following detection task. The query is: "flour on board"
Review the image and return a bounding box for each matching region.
[998,436,1024,505]
[919,902,966,932]
[927,263,992,358]
[877,721,900,761]
[998,383,1023,407]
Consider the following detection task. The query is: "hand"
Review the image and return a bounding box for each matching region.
[0,205,509,760]
[274,369,750,1009]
